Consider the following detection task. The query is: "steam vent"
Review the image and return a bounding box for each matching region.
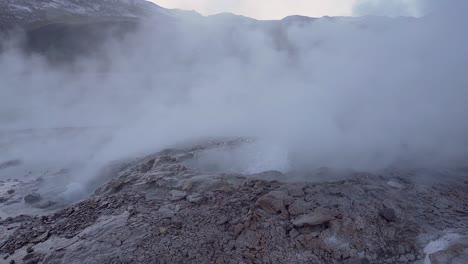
[1,0,468,263]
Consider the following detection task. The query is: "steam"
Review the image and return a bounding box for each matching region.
[1,0,468,191]
[353,0,424,17]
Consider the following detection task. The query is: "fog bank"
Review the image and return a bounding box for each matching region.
[1,0,468,186]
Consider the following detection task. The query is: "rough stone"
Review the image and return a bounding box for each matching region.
[0,140,467,264]
[429,243,468,264]
[24,193,42,204]
[387,181,405,189]
[256,191,292,217]
[292,209,336,227]
[285,185,305,197]
[380,208,397,222]
[288,200,314,216]
[169,190,187,201]
[186,193,203,203]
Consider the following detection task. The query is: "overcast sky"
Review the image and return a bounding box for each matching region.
[152,0,423,20]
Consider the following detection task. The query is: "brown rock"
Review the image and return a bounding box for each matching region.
[256,191,292,218]
[288,200,314,216]
[285,184,305,197]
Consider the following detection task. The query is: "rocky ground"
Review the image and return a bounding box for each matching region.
[0,140,467,264]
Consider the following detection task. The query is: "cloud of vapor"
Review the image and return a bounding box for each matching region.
[353,0,423,17]
[1,0,468,193]
[353,0,468,17]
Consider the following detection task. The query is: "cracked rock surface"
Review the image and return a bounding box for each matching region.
[1,141,467,264]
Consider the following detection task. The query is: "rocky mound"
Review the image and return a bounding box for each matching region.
[0,141,467,264]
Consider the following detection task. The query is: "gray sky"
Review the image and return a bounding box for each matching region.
[151,0,423,20]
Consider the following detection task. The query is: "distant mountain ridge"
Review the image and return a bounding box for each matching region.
[0,0,409,64]
[0,0,173,31]
[0,0,181,62]
[0,0,405,31]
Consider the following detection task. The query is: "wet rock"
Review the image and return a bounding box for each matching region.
[429,243,468,264]
[0,159,22,170]
[22,251,44,263]
[387,180,405,189]
[173,152,194,162]
[24,193,42,204]
[158,205,175,218]
[34,200,56,209]
[140,158,155,173]
[31,231,50,243]
[406,253,416,261]
[26,246,34,253]
[380,208,397,222]
[0,141,466,264]
[169,190,187,201]
[250,170,286,181]
[186,193,203,203]
[181,181,194,191]
[292,208,336,227]
[183,175,226,192]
